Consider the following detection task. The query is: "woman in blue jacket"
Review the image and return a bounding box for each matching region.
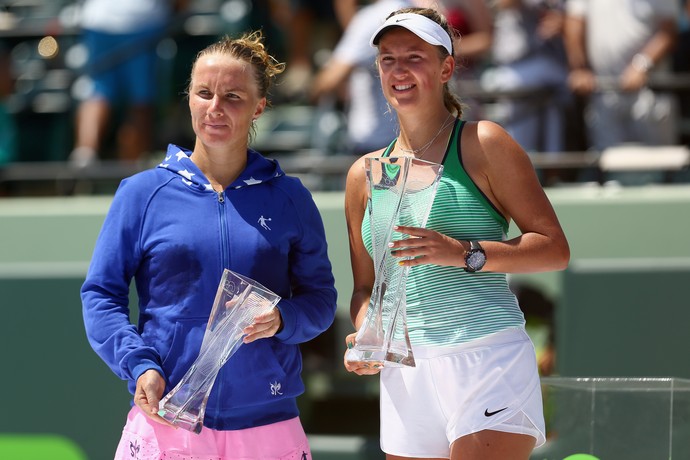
[81,31,337,459]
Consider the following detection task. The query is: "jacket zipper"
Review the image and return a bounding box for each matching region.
[217,190,229,272]
[216,189,228,409]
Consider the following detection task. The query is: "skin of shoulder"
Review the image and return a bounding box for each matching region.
[462,119,569,269]
[344,151,382,212]
[459,119,543,225]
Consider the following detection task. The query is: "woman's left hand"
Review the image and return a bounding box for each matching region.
[343,332,383,376]
[389,225,465,268]
[243,307,283,343]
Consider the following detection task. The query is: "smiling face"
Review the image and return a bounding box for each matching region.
[376,27,454,114]
[188,53,266,152]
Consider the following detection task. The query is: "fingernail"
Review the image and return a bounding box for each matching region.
[388,242,394,247]
[347,342,353,349]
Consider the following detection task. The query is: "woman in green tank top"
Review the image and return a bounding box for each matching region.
[342,6,570,460]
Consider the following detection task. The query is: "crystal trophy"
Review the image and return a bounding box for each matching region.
[158,269,281,433]
[346,157,443,367]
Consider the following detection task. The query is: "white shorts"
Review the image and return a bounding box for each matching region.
[380,327,545,458]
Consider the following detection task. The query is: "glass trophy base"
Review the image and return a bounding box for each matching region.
[345,346,415,368]
[157,376,213,434]
[158,405,203,434]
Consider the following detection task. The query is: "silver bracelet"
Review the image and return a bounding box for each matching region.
[631,53,653,73]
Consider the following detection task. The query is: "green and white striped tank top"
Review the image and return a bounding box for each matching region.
[361,119,525,347]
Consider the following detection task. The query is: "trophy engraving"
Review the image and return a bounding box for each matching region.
[158,269,281,433]
[346,157,443,367]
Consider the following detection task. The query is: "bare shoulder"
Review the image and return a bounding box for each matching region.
[466,119,515,148]
[345,148,385,205]
[459,119,537,218]
[463,120,529,162]
[346,149,385,182]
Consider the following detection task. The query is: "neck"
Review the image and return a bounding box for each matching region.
[397,112,455,159]
[191,139,247,191]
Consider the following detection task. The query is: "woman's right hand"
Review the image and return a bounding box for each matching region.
[343,332,383,376]
[134,369,176,427]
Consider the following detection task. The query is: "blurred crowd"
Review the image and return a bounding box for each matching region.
[0,0,689,189]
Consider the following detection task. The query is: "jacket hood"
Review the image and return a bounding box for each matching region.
[157,144,284,192]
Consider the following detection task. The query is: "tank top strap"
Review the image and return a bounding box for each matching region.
[442,119,508,230]
[442,118,465,167]
[381,139,397,158]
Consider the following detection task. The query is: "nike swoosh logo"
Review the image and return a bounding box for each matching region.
[395,18,410,22]
[484,407,508,417]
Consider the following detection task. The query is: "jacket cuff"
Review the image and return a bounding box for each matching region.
[274,301,296,341]
[131,360,165,385]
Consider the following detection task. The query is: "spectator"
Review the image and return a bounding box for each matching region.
[420,0,495,120]
[70,0,188,167]
[480,0,570,156]
[564,0,679,152]
[273,0,341,103]
[436,0,494,68]
[310,0,412,155]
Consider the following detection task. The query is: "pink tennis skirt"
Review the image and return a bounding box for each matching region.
[114,406,311,460]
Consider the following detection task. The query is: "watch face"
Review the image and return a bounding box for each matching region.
[467,250,486,271]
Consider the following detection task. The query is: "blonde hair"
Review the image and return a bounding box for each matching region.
[188,30,285,107]
[380,7,464,118]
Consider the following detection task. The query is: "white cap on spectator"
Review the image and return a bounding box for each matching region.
[370,12,453,55]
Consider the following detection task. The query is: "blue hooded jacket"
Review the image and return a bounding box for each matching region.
[82,144,338,430]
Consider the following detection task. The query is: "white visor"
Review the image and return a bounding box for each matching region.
[370,12,453,55]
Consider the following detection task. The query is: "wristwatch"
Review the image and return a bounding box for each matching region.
[464,241,486,273]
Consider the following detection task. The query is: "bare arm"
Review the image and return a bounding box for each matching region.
[414,0,493,61]
[310,59,355,102]
[454,0,494,61]
[563,13,596,95]
[343,155,376,329]
[619,18,678,91]
[563,12,588,70]
[391,121,570,274]
[466,120,570,273]
[333,0,358,29]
